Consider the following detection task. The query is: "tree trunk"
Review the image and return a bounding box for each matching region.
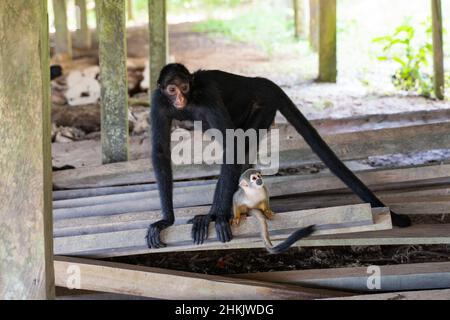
[431,0,444,100]
[96,0,130,164]
[293,0,306,39]
[0,0,54,299]
[318,0,337,82]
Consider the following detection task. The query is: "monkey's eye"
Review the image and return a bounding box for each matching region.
[180,84,189,93]
[166,85,177,95]
[252,176,257,181]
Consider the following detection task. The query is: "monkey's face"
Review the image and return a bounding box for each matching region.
[163,78,190,110]
[240,171,264,190]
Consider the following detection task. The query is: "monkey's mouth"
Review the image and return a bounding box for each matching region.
[174,102,187,110]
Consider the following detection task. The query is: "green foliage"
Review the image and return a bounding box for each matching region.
[372,19,434,97]
[192,4,295,55]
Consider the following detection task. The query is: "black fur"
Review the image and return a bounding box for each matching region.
[267,225,316,254]
[146,63,411,248]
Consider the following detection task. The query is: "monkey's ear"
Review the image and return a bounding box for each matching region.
[239,180,248,187]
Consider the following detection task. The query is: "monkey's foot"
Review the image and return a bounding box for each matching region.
[215,216,233,243]
[146,219,173,249]
[391,212,411,228]
[264,210,275,220]
[231,215,247,226]
[188,214,211,245]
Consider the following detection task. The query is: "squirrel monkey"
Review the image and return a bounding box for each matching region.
[232,169,316,254]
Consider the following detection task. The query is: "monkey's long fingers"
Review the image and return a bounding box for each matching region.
[215,217,233,243]
[188,215,210,245]
[146,222,167,249]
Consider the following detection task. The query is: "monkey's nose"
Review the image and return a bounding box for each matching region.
[256,179,263,186]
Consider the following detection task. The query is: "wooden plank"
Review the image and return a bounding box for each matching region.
[53,122,450,189]
[53,207,210,237]
[53,185,450,238]
[270,188,450,215]
[97,0,129,164]
[0,0,54,299]
[148,0,167,92]
[54,256,348,300]
[74,213,450,259]
[432,0,445,100]
[318,0,336,82]
[53,179,214,200]
[74,0,91,50]
[65,209,391,258]
[327,289,450,300]
[53,202,373,237]
[234,262,450,293]
[52,163,450,217]
[53,205,389,257]
[52,0,72,61]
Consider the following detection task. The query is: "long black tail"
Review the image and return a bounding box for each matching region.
[277,92,411,227]
[268,225,316,254]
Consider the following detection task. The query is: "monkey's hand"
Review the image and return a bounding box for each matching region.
[188,214,233,244]
[188,214,211,245]
[146,219,173,249]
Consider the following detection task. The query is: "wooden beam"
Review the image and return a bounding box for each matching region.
[96,0,129,164]
[148,0,168,92]
[309,0,319,51]
[234,262,450,293]
[54,256,347,299]
[318,0,336,82]
[52,0,72,61]
[0,0,54,299]
[75,0,92,50]
[53,206,391,257]
[53,202,373,237]
[431,0,445,100]
[327,289,450,300]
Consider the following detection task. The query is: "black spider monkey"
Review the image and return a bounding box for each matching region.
[146,63,411,248]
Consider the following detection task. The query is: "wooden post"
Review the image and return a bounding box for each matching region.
[309,0,319,51]
[318,0,337,82]
[96,0,129,164]
[75,0,92,49]
[127,0,134,21]
[431,0,445,100]
[52,0,72,61]
[0,0,54,299]
[148,0,168,92]
[293,0,306,38]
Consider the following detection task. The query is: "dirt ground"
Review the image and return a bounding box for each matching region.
[53,24,450,273]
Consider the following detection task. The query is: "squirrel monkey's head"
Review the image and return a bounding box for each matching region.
[239,169,264,190]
